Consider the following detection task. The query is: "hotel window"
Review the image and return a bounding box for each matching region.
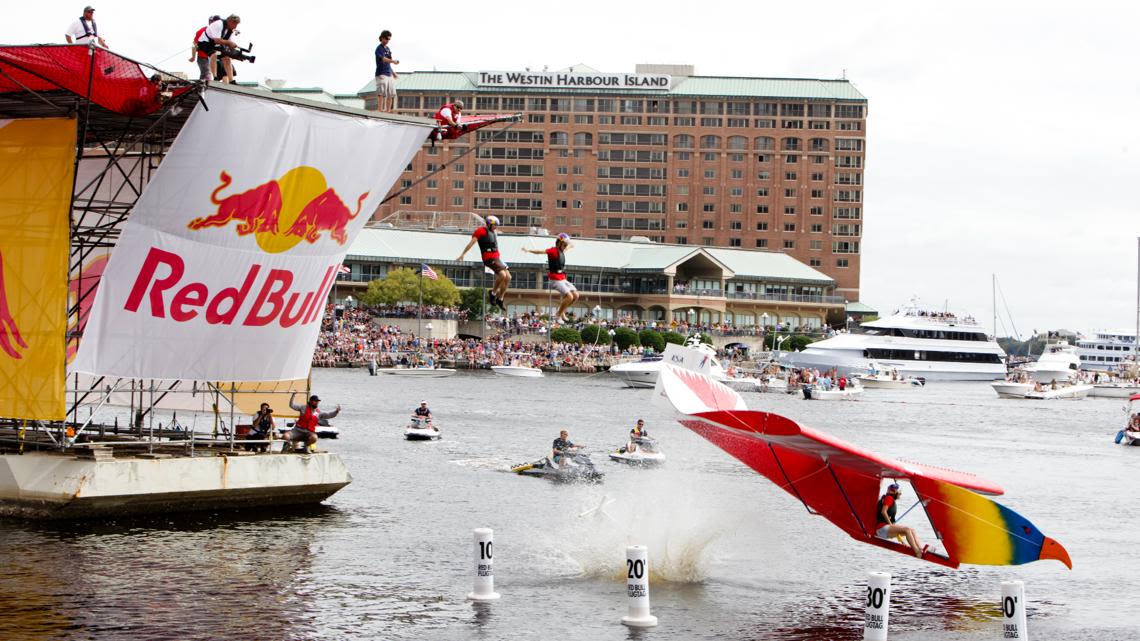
[810,138,829,152]
[784,206,796,215]
[674,100,696,114]
[676,220,688,228]
[426,179,438,189]
[809,258,822,266]
[557,149,569,158]
[573,132,593,146]
[555,216,567,225]
[647,99,669,114]
[400,179,412,188]
[452,197,463,206]
[836,258,850,267]
[399,196,411,204]
[782,120,803,129]
[453,163,465,172]
[573,166,583,175]
[675,236,688,244]
[728,118,749,128]
[833,241,860,253]
[700,101,724,115]
[784,188,796,198]
[703,186,716,196]
[811,172,824,181]
[809,121,830,130]
[703,152,718,161]
[573,200,582,209]
[550,98,571,112]
[550,114,569,123]
[754,136,775,151]
[811,189,823,198]
[475,97,500,110]
[730,221,742,230]
[757,171,771,180]
[674,134,694,149]
[573,183,582,191]
[595,99,615,112]
[677,168,690,178]
[727,135,748,150]
[756,239,768,248]
[783,240,795,249]
[703,203,716,212]
[730,204,743,213]
[620,100,644,113]
[730,187,744,196]
[784,223,796,232]
[780,104,805,117]
[756,205,769,214]
[676,151,691,160]
[556,183,567,191]
[674,117,695,126]
[452,180,464,189]
[808,104,831,118]
[573,98,595,112]
[835,105,864,118]
[729,153,745,161]
[755,102,778,116]
[701,135,721,149]
[700,118,723,127]
[556,200,567,208]
[757,154,771,163]
[702,220,715,229]
[726,238,739,247]
[784,154,799,163]
[557,166,568,175]
[425,196,437,206]
[702,237,715,246]
[836,138,865,151]
[550,132,568,146]
[527,98,547,111]
[838,121,862,131]
[598,115,614,124]
[503,97,524,111]
[809,240,823,250]
[676,203,688,212]
[810,224,823,233]
[621,116,642,125]
[756,188,769,197]
[575,115,593,124]
[785,171,797,180]
[782,137,801,151]
[648,116,667,126]
[731,170,744,180]
[756,222,769,231]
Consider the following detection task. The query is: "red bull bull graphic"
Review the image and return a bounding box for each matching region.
[188,167,367,253]
[0,250,28,360]
[66,252,110,363]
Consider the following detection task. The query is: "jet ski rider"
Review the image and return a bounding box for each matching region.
[625,419,648,453]
[412,400,432,423]
[552,429,581,468]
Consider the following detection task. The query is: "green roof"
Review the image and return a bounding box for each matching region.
[357,71,866,102]
[846,301,878,313]
[346,228,834,285]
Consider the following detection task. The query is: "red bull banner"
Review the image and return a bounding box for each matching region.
[0,118,74,420]
[72,89,432,381]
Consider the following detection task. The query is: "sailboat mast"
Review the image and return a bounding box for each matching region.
[992,274,997,340]
[1135,237,1139,365]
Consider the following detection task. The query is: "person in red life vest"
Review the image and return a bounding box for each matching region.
[457,215,511,310]
[434,99,464,129]
[875,483,928,558]
[523,232,579,323]
[838,376,847,391]
[286,392,340,453]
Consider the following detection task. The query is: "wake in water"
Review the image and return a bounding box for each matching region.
[539,476,732,584]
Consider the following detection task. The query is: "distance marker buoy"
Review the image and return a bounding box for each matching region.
[863,571,891,641]
[621,545,658,627]
[1000,580,1028,640]
[466,528,500,601]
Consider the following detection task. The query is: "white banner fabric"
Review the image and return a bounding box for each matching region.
[72,89,431,380]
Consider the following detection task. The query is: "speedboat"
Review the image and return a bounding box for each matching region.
[757,374,792,394]
[781,299,1006,381]
[854,363,925,389]
[404,417,441,440]
[1090,382,1140,398]
[491,364,543,377]
[610,335,726,388]
[1023,342,1082,383]
[991,380,1034,399]
[802,380,863,400]
[378,366,456,378]
[1023,383,1093,400]
[510,452,603,483]
[609,436,666,466]
[1114,393,1140,445]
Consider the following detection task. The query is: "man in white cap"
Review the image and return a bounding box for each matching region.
[523,232,578,322]
[412,400,432,423]
[457,214,511,310]
[66,6,107,48]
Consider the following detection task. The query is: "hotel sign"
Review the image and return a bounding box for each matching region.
[477,71,671,90]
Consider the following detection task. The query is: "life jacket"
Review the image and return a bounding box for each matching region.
[434,103,460,124]
[193,27,208,58]
[547,246,565,275]
[476,225,498,256]
[78,18,98,39]
[296,404,319,432]
[876,494,896,525]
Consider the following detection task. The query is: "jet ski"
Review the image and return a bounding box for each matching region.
[510,451,603,483]
[609,436,666,466]
[405,417,441,441]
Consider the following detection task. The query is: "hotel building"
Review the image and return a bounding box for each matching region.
[359,64,868,301]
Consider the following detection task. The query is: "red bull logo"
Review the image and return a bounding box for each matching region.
[187,167,368,253]
[0,250,27,360]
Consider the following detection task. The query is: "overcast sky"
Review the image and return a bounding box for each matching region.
[9,1,1139,336]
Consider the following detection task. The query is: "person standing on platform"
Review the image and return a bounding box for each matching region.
[66,6,106,48]
[523,233,578,322]
[286,393,340,453]
[374,30,399,112]
[457,215,511,310]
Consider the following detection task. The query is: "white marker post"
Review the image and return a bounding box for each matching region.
[1000,580,1028,640]
[467,528,500,601]
[621,545,658,627]
[863,571,891,641]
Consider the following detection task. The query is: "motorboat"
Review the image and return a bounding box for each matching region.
[991,380,1034,399]
[1115,393,1140,445]
[1023,342,1082,384]
[491,364,543,377]
[377,366,456,378]
[781,300,1006,381]
[757,374,793,394]
[404,417,441,441]
[853,362,925,389]
[721,375,761,393]
[610,335,726,388]
[1090,382,1140,399]
[609,436,666,466]
[1024,383,1093,400]
[802,380,863,400]
[510,451,603,483]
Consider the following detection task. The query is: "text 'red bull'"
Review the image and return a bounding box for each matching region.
[123,247,335,327]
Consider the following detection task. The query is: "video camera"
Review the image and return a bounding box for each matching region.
[218,42,255,64]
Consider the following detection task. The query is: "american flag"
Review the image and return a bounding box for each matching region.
[420,263,439,280]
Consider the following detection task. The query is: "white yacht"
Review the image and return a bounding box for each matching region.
[1076,330,1138,372]
[610,336,726,388]
[1023,341,1082,383]
[781,301,1006,381]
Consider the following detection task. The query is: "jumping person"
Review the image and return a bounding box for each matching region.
[523,233,578,322]
[287,393,340,453]
[374,30,399,112]
[876,483,927,558]
[457,215,511,309]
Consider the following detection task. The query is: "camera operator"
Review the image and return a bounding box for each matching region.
[196,14,240,83]
[190,15,221,81]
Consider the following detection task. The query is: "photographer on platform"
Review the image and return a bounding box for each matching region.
[190,15,221,81]
[196,14,241,83]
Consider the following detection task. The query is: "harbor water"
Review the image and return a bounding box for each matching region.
[0,368,1135,640]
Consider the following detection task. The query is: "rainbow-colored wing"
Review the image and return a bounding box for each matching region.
[913,477,1071,568]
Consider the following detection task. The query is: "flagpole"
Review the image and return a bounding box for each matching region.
[418,266,424,337]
